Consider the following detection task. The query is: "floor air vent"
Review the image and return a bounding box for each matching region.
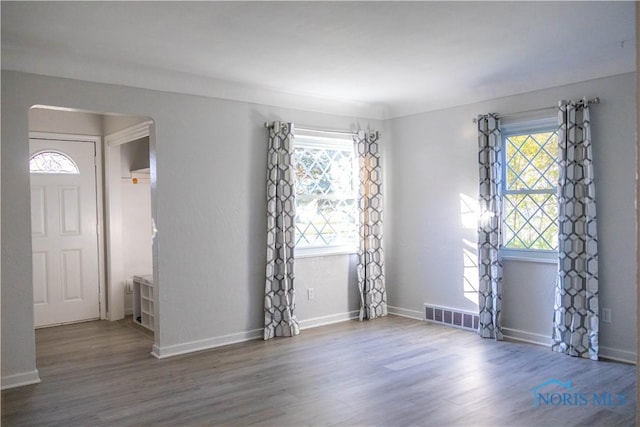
[424,305,479,332]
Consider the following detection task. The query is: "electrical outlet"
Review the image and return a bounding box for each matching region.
[126,281,134,294]
[601,308,611,323]
[307,288,315,301]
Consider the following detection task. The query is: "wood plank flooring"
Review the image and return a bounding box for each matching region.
[2,316,636,426]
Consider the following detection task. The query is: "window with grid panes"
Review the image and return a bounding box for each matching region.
[293,132,358,255]
[502,120,559,255]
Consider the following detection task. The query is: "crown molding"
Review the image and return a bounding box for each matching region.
[2,46,389,120]
[104,121,153,147]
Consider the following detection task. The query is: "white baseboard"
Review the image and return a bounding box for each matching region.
[1,370,41,390]
[148,309,637,365]
[502,327,553,347]
[388,306,424,320]
[151,328,263,359]
[151,311,361,359]
[503,328,636,364]
[299,311,359,330]
[599,346,636,364]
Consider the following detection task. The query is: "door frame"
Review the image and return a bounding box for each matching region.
[29,131,107,321]
[104,120,153,321]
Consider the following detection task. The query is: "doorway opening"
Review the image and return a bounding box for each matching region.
[28,106,157,344]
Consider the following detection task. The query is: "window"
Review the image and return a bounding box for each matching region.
[293,131,358,255]
[501,119,559,257]
[29,151,79,174]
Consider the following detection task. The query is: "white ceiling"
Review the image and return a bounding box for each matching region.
[1,1,636,119]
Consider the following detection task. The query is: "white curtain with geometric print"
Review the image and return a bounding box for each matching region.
[552,100,599,360]
[354,130,387,321]
[477,114,504,340]
[264,121,300,340]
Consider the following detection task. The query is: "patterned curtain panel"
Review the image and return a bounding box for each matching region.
[552,100,599,360]
[264,121,300,340]
[477,114,503,340]
[354,130,387,321]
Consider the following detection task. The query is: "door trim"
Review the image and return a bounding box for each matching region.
[29,132,106,321]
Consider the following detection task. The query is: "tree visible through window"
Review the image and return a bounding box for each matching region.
[293,134,358,249]
[503,127,559,251]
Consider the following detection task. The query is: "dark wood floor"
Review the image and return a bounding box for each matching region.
[2,316,636,426]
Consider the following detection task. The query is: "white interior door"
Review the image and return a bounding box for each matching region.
[30,139,100,327]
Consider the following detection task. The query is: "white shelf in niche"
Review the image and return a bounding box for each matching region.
[131,167,150,175]
[133,274,154,331]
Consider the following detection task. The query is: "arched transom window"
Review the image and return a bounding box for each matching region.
[29,151,80,174]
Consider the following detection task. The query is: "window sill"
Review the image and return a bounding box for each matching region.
[501,249,558,264]
[295,246,358,259]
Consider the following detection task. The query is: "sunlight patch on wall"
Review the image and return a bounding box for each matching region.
[463,240,479,306]
[460,193,478,230]
[460,193,479,306]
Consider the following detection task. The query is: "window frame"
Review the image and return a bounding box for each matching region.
[29,150,81,175]
[500,117,559,263]
[293,130,359,258]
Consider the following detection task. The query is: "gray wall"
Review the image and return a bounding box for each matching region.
[103,114,149,135]
[2,70,636,385]
[1,71,380,383]
[29,108,103,135]
[386,73,637,361]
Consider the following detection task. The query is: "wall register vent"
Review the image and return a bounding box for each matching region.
[424,304,479,332]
